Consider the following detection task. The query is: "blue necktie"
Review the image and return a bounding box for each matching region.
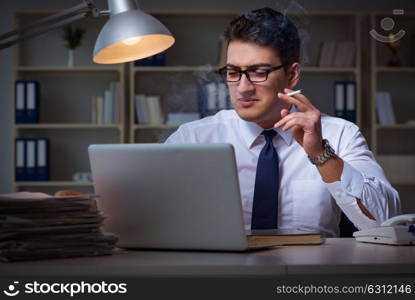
[251,130,279,229]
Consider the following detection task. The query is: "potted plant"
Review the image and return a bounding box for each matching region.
[63,25,85,67]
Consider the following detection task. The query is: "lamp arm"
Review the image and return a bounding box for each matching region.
[0,0,102,50]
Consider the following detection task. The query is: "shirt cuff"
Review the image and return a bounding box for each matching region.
[325,162,378,230]
[337,160,364,200]
[325,161,363,204]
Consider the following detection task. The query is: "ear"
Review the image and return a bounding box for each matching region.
[287,62,300,88]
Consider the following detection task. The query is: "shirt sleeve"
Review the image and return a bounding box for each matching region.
[325,125,401,230]
[164,125,190,144]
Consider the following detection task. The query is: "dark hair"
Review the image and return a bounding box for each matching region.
[223,7,300,69]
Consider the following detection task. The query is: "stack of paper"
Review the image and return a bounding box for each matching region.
[0,192,117,262]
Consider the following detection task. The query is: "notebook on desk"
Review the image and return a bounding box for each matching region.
[89,143,288,251]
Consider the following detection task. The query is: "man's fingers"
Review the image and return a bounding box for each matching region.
[280,108,290,119]
[274,112,305,128]
[280,117,309,131]
[279,89,317,112]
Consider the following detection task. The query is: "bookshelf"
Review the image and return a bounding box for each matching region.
[129,11,362,143]
[370,12,415,212]
[12,11,126,193]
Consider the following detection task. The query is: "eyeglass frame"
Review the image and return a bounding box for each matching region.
[217,63,288,83]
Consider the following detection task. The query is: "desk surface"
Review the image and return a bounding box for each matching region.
[2,238,415,277]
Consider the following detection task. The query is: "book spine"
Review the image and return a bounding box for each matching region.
[104,89,113,124]
[96,96,104,125]
[91,96,98,124]
[146,95,163,125]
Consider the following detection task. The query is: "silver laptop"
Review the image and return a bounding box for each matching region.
[88,143,277,251]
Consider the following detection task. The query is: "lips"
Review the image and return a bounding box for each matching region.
[238,98,259,108]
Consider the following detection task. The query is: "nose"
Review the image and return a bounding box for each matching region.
[236,72,255,96]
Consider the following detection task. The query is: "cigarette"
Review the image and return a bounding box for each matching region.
[286,89,302,97]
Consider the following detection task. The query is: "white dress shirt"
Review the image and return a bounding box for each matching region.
[165,109,401,237]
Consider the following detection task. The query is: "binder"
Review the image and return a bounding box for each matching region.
[15,81,26,124]
[15,138,26,181]
[36,139,49,181]
[26,81,40,123]
[334,82,345,119]
[25,139,37,181]
[345,82,356,123]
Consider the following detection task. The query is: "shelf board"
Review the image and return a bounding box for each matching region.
[16,66,122,72]
[133,66,219,72]
[14,181,93,187]
[15,124,123,130]
[376,124,415,129]
[133,66,358,73]
[134,124,179,130]
[375,67,415,73]
[301,67,357,73]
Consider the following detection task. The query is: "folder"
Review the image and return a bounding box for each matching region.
[15,81,26,124]
[36,139,49,181]
[26,81,40,123]
[15,139,26,181]
[25,139,37,181]
[334,82,345,119]
[345,82,356,123]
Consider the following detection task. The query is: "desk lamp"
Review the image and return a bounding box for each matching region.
[0,0,175,64]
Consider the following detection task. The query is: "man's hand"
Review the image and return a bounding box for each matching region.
[274,88,324,158]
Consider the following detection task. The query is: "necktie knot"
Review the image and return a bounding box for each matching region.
[262,130,277,144]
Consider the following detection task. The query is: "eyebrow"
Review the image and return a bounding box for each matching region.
[225,63,272,69]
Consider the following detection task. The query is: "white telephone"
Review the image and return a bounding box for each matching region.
[353,214,415,245]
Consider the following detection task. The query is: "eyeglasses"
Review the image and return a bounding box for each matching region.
[218,63,287,83]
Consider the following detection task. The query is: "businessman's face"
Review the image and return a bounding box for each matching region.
[226,40,298,128]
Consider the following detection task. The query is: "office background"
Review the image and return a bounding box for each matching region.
[1,0,414,213]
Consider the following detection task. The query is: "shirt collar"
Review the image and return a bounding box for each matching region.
[237,106,295,149]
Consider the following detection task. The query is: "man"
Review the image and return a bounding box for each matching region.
[165,7,400,237]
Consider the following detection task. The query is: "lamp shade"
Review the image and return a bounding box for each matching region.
[93,9,175,64]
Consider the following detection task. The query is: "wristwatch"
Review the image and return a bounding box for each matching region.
[308,139,336,166]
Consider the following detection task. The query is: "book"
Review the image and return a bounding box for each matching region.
[246,228,324,245]
[134,94,149,124]
[103,89,113,124]
[376,91,396,125]
[318,41,336,67]
[319,40,355,67]
[146,95,164,125]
